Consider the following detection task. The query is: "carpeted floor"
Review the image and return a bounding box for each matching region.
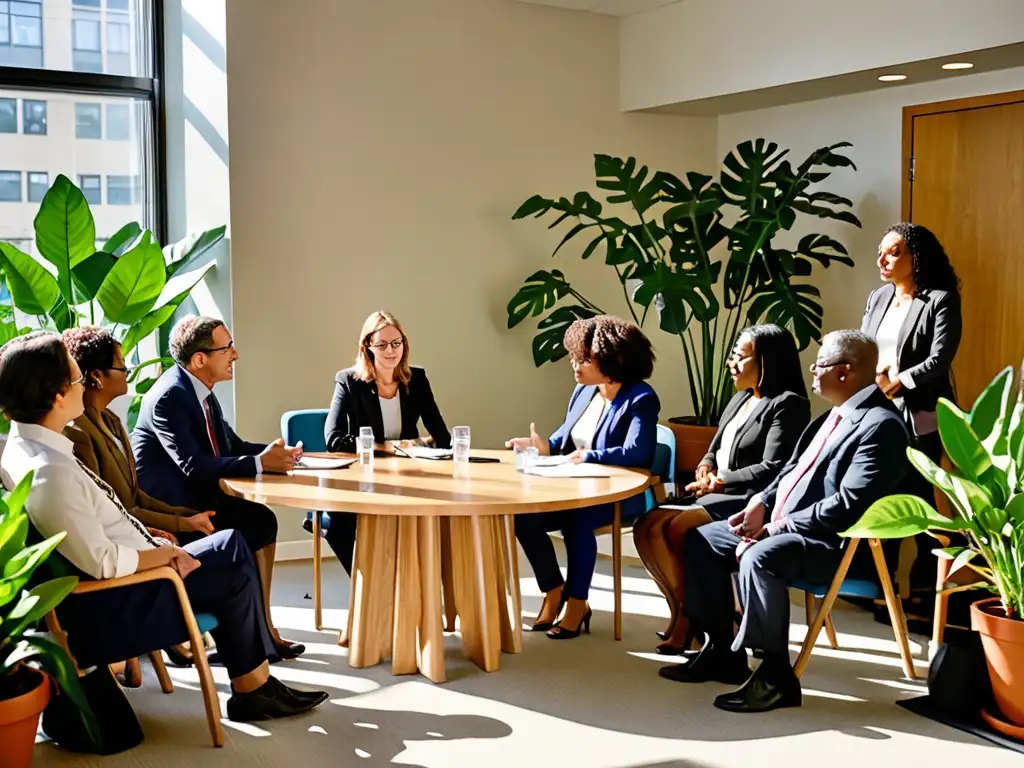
[34,552,1024,768]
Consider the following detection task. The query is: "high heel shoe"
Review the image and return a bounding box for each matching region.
[531,595,566,632]
[547,607,592,640]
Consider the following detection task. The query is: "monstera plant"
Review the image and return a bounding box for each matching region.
[0,174,225,432]
[506,140,862,426]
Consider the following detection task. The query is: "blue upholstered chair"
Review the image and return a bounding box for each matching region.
[281,409,331,630]
[595,423,676,641]
[791,536,918,680]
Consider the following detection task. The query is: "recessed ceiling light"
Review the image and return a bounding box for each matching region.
[878,74,908,82]
[942,62,974,71]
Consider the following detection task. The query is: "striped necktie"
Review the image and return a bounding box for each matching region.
[76,459,160,548]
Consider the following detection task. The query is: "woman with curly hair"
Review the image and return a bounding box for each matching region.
[505,315,660,640]
[863,222,961,462]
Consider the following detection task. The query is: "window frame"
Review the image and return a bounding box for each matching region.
[0,169,23,202]
[0,0,166,240]
[26,169,47,202]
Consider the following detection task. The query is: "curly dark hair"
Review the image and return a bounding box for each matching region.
[63,326,118,388]
[882,223,960,295]
[739,324,807,399]
[563,315,655,384]
[0,331,73,424]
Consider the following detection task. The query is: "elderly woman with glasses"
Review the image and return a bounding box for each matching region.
[314,310,451,574]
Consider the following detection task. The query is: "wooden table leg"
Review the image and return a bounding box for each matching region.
[313,512,323,632]
[440,518,457,632]
[496,515,523,654]
[450,516,502,672]
[392,517,421,676]
[346,514,398,668]
[417,516,446,683]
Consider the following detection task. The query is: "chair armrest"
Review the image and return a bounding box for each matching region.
[71,566,184,595]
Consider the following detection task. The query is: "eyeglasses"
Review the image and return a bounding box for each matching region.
[69,373,86,388]
[810,358,848,372]
[105,366,131,375]
[368,339,404,353]
[200,341,235,355]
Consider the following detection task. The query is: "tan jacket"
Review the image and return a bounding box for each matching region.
[64,405,198,534]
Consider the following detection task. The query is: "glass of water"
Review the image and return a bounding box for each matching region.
[452,426,471,463]
[514,443,539,471]
[357,426,374,468]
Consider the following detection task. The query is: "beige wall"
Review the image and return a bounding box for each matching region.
[225,0,716,457]
[717,66,1024,415]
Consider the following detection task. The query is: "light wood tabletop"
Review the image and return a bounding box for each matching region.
[219,449,650,516]
[220,449,651,683]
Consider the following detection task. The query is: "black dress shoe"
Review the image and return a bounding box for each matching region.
[265,676,330,705]
[226,677,328,722]
[658,646,750,685]
[713,664,801,713]
[268,642,306,663]
[163,645,194,668]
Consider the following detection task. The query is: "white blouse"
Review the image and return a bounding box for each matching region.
[715,395,760,471]
[379,395,402,441]
[876,299,912,378]
[570,393,608,452]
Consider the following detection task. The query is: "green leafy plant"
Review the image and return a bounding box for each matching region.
[844,365,1024,620]
[0,174,226,433]
[0,471,93,728]
[506,140,861,425]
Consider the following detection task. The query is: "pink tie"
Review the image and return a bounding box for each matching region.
[771,410,842,522]
[203,398,220,456]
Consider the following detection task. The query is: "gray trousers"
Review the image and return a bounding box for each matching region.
[683,520,843,654]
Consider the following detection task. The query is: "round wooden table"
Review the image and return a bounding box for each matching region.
[221,449,650,683]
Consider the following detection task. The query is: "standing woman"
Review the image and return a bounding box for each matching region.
[316,311,450,574]
[506,315,659,641]
[633,324,809,654]
[863,223,961,593]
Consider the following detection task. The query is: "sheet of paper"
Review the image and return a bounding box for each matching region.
[522,463,613,478]
[400,446,453,460]
[293,457,356,470]
[528,455,570,467]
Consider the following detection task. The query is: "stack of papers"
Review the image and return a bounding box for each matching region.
[522,463,613,478]
[293,457,356,471]
[396,446,453,460]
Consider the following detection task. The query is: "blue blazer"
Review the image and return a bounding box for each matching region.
[131,365,266,509]
[550,381,660,468]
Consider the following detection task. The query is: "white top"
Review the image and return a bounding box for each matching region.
[1,422,156,579]
[379,395,402,441]
[875,300,916,389]
[715,395,760,472]
[181,365,262,473]
[571,393,608,452]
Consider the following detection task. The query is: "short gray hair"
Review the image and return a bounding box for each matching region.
[169,316,225,367]
[820,329,878,375]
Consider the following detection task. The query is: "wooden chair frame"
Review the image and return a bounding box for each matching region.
[45,566,224,748]
[793,537,917,680]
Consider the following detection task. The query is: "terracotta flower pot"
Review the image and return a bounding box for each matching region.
[0,667,50,768]
[971,597,1024,726]
[665,420,717,475]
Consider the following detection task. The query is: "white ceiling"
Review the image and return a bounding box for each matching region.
[514,0,681,17]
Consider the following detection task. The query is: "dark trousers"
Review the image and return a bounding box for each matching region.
[324,512,356,575]
[57,530,275,679]
[683,520,842,654]
[515,503,617,601]
[179,494,278,554]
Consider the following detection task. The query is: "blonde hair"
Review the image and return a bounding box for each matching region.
[354,311,411,386]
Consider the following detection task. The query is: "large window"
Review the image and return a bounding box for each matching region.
[0,0,161,255]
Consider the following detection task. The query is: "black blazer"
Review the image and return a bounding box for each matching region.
[762,388,910,548]
[132,365,266,509]
[700,390,810,496]
[325,367,450,453]
[862,284,962,428]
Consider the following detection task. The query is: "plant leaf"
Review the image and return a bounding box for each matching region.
[842,494,970,539]
[103,222,143,257]
[970,366,1014,451]
[33,174,96,306]
[0,242,60,315]
[947,547,978,578]
[7,636,98,740]
[506,270,571,329]
[95,232,167,325]
[938,399,991,481]
[2,575,78,637]
[531,305,598,366]
[164,226,226,278]
[120,263,215,356]
[70,251,117,304]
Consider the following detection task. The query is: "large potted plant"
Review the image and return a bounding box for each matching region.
[506,140,861,470]
[0,471,94,766]
[844,365,1024,732]
[0,174,226,436]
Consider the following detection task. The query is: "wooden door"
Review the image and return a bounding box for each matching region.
[903,91,1024,409]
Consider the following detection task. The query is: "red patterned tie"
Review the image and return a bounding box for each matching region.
[203,398,220,456]
[771,410,842,522]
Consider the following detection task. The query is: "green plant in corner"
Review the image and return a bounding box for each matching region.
[506,140,861,426]
[843,365,1024,620]
[0,174,226,432]
[0,471,95,729]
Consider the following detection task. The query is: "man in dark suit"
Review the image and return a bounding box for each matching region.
[132,316,305,659]
[659,330,909,713]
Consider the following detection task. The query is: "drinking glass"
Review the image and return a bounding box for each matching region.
[514,443,539,471]
[452,426,471,463]
[358,426,374,468]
